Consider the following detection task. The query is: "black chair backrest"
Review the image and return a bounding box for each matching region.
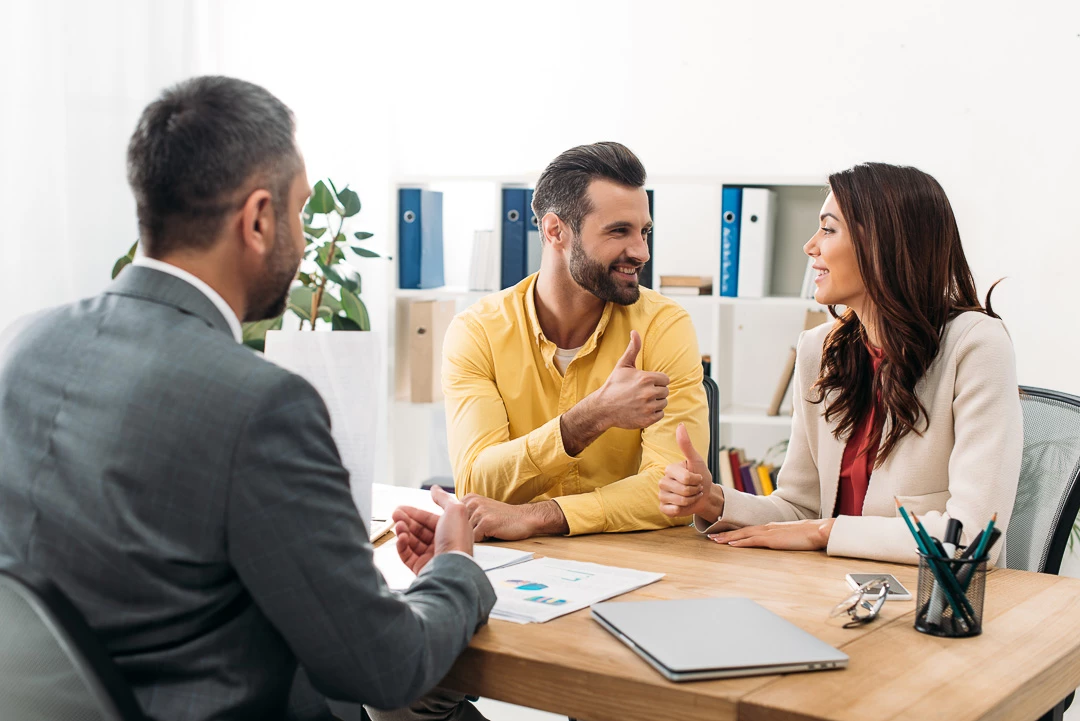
[0,562,146,721]
[1006,387,1080,575]
[703,374,720,482]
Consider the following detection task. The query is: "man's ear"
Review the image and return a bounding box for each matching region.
[239,189,275,257]
[541,212,568,248]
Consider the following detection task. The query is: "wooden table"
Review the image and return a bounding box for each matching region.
[435,526,1080,721]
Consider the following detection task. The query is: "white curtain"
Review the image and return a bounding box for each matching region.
[0,0,224,332]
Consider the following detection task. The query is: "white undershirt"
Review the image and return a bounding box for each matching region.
[553,345,583,376]
[132,257,243,343]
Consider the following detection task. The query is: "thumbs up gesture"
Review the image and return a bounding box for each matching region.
[594,330,671,431]
[659,423,723,520]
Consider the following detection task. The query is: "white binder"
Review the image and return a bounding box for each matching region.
[737,188,777,298]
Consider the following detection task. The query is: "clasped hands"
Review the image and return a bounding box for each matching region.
[658,423,835,551]
[391,487,568,576]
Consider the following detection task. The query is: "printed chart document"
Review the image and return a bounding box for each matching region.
[488,558,664,624]
[374,543,535,591]
[369,483,444,542]
[264,331,381,525]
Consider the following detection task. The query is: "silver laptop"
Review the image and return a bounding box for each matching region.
[591,598,848,681]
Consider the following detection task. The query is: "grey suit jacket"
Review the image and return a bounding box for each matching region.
[0,266,496,721]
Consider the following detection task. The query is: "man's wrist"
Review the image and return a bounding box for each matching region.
[528,500,570,536]
[560,395,609,457]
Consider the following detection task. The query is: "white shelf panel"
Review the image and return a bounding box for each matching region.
[661,293,825,309]
[719,405,794,426]
[394,286,491,299]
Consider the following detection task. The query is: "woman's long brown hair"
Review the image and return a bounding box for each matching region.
[810,163,1000,465]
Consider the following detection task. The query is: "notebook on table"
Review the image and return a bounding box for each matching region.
[591,597,848,681]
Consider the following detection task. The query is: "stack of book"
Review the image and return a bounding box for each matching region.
[659,275,713,296]
[717,448,778,496]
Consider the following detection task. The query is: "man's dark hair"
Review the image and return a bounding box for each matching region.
[126,76,300,258]
[531,142,646,236]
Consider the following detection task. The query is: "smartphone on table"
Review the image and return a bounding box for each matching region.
[845,572,913,601]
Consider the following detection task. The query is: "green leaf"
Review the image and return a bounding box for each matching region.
[288,286,316,322]
[331,314,363,331]
[350,246,382,258]
[307,180,336,214]
[317,243,346,266]
[125,240,138,260]
[318,288,343,313]
[317,305,333,321]
[338,187,362,218]
[340,287,370,331]
[241,315,283,352]
[111,255,132,279]
[297,272,314,286]
[316,259,361,293]
[353,231,374,241]
[327,178,340,197]
[304,225,327,239]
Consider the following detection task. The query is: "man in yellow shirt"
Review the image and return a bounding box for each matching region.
[443,141,710,540]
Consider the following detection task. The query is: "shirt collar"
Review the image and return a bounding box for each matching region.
[524,273,614,355]
[132,257,243,343]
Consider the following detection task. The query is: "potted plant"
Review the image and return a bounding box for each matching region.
[113,179,385,351]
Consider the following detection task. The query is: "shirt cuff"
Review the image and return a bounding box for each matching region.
[693,488,748,535]
[525,415,576,476]
[552,492,605,536]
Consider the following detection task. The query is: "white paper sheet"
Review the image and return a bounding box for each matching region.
[487,557,664,624]
[370,484,445,542]
[264,330,382,527]
[373,542,535,591]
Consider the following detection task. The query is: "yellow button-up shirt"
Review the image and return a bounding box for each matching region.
[442,274,709,535]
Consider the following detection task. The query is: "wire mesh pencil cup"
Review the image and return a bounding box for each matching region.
[914,550,986,638]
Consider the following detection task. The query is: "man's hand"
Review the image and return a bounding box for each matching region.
[595,330,670,430]
[391,486,472,574]
[659,423,723,521]
[709,518,835,551]
[461,495,569,541]
[560,330,669,456]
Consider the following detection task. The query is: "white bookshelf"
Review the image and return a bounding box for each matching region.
[382,174,828,484]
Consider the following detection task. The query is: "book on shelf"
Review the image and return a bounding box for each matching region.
[766,309,830,416]
[757,464,775,495]
[719,447,779,497]
[659,275,712,296]
[716,448,736,490]
[767,347,798,417]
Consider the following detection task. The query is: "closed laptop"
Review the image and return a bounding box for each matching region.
[591,597,848,681]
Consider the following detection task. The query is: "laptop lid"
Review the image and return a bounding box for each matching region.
[591,598,848,681]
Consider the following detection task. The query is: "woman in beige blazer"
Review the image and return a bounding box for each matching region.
[659,162,1021,564]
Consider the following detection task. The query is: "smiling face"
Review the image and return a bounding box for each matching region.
[803,191,867,313]
[566,179,652,305]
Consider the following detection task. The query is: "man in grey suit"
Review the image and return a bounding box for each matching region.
[0,76,495,721]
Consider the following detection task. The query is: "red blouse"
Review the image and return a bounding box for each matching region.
[835,347,884,517]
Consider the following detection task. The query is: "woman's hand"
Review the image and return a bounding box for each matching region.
[709,518,836,551]
[659,423,723,521]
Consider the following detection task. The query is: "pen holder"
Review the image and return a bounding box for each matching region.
[914,551,986,638]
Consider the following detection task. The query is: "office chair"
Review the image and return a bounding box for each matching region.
[702,374,720,482]
[0,562,147,721]
[1005,386,1080,721]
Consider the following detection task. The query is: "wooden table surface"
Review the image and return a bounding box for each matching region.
[432,526,1080,721]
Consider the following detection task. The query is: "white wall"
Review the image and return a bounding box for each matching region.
[3,0,1079,395]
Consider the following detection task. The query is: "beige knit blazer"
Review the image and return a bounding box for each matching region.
[698,311,1022,565]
